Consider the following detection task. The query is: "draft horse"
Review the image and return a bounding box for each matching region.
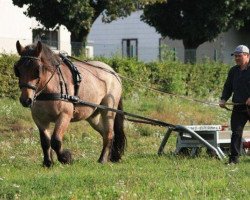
[14,41,126,167]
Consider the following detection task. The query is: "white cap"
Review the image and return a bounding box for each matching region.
[231,45,249,56]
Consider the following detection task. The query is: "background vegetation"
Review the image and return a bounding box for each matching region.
[142,0,250,62]
[0,54,229,100]
[1,54,249,199]
[12,0,163,55]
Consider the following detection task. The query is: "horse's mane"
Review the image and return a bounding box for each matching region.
[22,42,60,72]
[39,43,61,71]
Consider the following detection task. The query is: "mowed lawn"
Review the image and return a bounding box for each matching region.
[0,97,250,200]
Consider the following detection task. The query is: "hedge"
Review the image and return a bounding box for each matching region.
[0,54,19,99]
[0,54,229,100]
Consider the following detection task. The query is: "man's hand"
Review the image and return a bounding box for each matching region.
[219,99,226,108]
[246,98,250,106]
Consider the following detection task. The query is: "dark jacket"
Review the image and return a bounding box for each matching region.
[221,64,250,103]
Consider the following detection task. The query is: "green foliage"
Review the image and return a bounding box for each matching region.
[95,56,151,97]
[160,44,177,61]
[0,54,19,99]
[12,0,162,45]
[0,98,247,200]
[141,0,249,62]
[0,54,230,100]
[146,60,188,95]
[142,0,248,48]
[145,60,229,99]
[185,61,229,98]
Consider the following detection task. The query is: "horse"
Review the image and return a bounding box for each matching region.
[14,40,126,167]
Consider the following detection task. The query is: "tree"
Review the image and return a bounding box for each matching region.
[12,0,162,55]
[141,0,249,63]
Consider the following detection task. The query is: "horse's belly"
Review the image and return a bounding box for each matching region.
[71,105,96,122]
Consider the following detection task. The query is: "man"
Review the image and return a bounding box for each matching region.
[219,45,250,164]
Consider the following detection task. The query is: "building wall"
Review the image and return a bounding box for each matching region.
[88,10,250,64]
[0,0,71,54]
[163,29,250,64]
[88,11,161,62]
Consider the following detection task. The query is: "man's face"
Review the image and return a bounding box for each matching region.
[234,53,250,66]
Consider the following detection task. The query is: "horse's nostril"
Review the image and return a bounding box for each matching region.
[20,97,33,107]
[26,98,32,106]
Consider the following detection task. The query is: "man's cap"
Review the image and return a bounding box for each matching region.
[231,45,249,56]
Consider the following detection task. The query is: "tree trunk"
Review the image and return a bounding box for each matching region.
[184,48,197,64]
[70,28,90,56]
[183,40,200,64]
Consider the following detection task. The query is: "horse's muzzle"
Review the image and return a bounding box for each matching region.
[20,97,33,107]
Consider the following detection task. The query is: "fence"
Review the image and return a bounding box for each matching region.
[90,43,234,64]
[0,37,235,64]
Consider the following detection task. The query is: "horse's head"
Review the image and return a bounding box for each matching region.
[14,41,43,107]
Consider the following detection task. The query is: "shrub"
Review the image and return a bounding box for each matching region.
[146,60,229,99]
[0,54,19,99]
[146,60,189,95]
[96,56,151,97]
[0,54,230,101]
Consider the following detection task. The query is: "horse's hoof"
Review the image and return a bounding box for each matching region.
[97,158,107,164]
[110,157,121,163]
[43,160,53,168]
[110,153,121,163]
[58,149,73,164]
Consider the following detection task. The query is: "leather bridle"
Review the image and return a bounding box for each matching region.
[15,56,41,91]
[15,55,60,102]
[15,53,82,106]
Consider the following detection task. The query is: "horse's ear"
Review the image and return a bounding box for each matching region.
[16,40,24,55]
[35,41,43,56]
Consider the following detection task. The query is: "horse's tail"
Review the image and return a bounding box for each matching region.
[111,97,127,162]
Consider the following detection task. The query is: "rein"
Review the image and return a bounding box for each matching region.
[223,103,250,116]
[33,63,60,100]
[67,56,250,111]
[26,54,82,104]
[18,55,250,118]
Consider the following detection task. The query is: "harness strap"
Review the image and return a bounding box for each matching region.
[59,53,82,96]
[36,93,79,103]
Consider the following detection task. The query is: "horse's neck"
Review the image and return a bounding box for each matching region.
[39,63,68,94]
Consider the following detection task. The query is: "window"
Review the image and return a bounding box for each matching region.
[122,39,138,59]
[32,29,59,50]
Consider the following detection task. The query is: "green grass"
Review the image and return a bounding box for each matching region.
[0,97,249,199]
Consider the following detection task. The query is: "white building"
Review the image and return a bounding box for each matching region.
[0,0,71,54]
[163,29,250,64]
[88,11,161,62]
[88,10,250,64]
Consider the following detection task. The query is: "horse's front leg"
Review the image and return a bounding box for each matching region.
[51,113,72,164]
[39,127,53,167]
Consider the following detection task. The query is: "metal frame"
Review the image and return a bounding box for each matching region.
[158,126,225,160]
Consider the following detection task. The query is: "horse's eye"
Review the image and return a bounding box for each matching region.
[35,69,40,78]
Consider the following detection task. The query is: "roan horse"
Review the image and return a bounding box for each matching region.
[14,41,126,167]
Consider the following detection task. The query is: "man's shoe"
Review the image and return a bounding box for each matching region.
[227,157,239,165]
[226,161,237,166]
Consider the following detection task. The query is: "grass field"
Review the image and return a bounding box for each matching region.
[0,96,250,199]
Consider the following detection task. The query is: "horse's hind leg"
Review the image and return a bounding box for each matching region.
[51,114,73,164]
[87,110,114,163]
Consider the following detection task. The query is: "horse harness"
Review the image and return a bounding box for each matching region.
[16,54,82,104]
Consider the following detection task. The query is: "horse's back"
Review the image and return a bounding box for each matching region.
[86,61,114,72]
[78,60,121,89]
